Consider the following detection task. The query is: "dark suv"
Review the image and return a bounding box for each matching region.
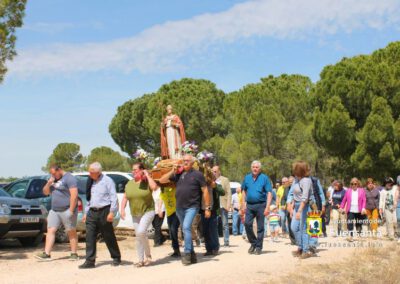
[0,188,47,247]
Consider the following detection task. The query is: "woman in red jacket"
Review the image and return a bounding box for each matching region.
[340,177,367,242]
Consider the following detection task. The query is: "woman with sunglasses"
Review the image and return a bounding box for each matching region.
[340,178,366,242]
[120,162,158,267]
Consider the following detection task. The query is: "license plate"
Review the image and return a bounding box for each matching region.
[20,217,39,223]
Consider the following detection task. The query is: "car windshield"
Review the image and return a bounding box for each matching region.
[0,188,11,197]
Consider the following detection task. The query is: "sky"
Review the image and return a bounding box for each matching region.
[1,0,400,177]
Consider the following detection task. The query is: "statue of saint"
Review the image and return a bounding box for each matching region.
[160,105,186,159]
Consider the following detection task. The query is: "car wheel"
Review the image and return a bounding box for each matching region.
[55,225,69,243]
[18,233,44,247]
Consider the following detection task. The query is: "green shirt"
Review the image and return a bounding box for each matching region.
[125,180,154,216]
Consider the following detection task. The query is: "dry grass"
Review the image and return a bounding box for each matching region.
[277,244,400,284]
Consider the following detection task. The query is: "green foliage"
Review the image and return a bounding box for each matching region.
[109,41,400,183]
[313,96,356,157]
[0,176,18,183]
[109,78,225,155]
[0,0,26,83]
[43,143,85,172]
[314,41,400,179]
[216,74,317,181]
[351,97,398,178]
[87,146,130,172]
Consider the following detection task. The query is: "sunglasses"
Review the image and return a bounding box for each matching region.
[350,183,358,186]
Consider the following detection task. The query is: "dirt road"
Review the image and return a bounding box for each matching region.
[0,232,390,284]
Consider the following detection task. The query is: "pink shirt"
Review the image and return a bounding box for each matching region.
[340,188,366,213]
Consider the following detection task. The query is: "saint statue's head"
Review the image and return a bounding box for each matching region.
[166,105,173,115]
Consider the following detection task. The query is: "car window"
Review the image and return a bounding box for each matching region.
[0,188,11,197]
[75,175,88,194]
[26,179,47,199]
[107,174,129,193]
[6,180,29,198]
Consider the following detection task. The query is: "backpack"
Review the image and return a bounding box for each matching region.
[299,176,322,211]
[310,176,323,210]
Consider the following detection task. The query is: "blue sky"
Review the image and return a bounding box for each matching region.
[1,0,400,177]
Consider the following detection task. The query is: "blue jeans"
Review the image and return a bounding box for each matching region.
[232,209,244,235]
[220,208,230,245]
[279,209,288,233]
[264,217,269,235]
[291,202,310,252]
[167,212,180,250]
[176,207,199,253]
[201,212,220,252]
[245,202,266,249]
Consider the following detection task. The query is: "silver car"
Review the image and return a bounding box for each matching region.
[0,188,48,247]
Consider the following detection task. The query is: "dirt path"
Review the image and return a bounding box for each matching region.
[0,230,392,284]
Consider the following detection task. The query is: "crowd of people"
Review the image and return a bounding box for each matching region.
[34,157,400,267]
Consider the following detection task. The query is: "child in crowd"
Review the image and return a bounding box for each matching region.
[268,205,281,242]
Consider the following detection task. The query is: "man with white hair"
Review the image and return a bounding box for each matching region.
[160,154,211,265]
[240,161,272,255]
[79,162,121,269]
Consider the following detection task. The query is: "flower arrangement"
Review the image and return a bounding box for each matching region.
[196,150,214,163]
[133,147,149,160]
[181,141,199,155]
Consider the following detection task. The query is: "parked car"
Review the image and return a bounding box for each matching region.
[3,175,120,242]
[0,188,47,247]
[72,172,169,235]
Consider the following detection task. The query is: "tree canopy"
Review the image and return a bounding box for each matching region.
[109,78,225,156]
[109,41,400,183]
[43,143,85,172]
[87,146,130,172]
[313,41,400,180]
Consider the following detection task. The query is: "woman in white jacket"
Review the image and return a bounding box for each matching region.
[379,177,398,240]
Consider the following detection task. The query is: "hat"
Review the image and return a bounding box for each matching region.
[269,205,277,211]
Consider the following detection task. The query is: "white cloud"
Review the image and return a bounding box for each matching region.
[8,0,400,77]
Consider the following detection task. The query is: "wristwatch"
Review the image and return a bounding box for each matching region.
[205,206,211,211]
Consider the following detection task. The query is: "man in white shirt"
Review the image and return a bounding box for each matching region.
[231,187,243,235]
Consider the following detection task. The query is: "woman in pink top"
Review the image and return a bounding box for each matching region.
[340,177,366,242]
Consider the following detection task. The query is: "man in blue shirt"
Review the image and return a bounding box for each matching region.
[240,161,272,255]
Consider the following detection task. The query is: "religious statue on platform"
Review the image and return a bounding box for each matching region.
[160,105,186,159]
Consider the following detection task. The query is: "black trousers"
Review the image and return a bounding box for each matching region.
[85,206,121,263]
[286,210,296,244]
[325,204,331,225]
[347,212,364,237]
[152,212,166,245]
[167,213,180,250]
[244,203,265,249]
[321,213,327,235]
